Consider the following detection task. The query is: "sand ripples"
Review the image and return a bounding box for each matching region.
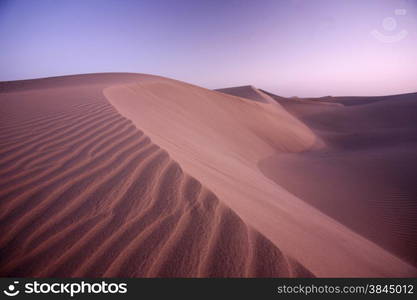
[0,86,311,277]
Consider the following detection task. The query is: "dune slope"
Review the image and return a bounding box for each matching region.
[105,75,416,277]
[215,85,276,104]
[0,74,311,277]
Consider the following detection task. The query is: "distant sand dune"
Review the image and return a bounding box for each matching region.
[215,85,276,104]
[0,75,312,277]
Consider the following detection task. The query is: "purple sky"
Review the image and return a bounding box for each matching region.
[0,0,416,96]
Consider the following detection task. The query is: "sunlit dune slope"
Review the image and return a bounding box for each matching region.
[105,75,416,277]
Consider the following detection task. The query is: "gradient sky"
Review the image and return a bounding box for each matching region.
[0,0,416,96]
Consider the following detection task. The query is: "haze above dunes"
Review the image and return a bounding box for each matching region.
[0,73,416,277]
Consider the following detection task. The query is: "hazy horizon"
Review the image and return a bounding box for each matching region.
[1,0,416,97]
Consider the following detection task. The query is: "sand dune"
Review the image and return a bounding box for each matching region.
[0,74,311,277]
[0,74,416,277]
[106,77,415,277]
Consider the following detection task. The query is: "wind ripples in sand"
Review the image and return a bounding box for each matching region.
[0,83,311,278]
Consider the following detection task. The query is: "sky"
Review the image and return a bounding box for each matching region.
[0,0,416,97]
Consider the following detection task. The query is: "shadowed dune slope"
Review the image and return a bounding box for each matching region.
[215,86,276,104]
[0,74,312,277]
[261,91,417,267]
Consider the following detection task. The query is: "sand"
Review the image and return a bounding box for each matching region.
[215,85,276,104]
[258,91,417,267]
[0,74,416,277]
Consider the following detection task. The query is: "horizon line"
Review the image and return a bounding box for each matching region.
[1,71,416,99]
